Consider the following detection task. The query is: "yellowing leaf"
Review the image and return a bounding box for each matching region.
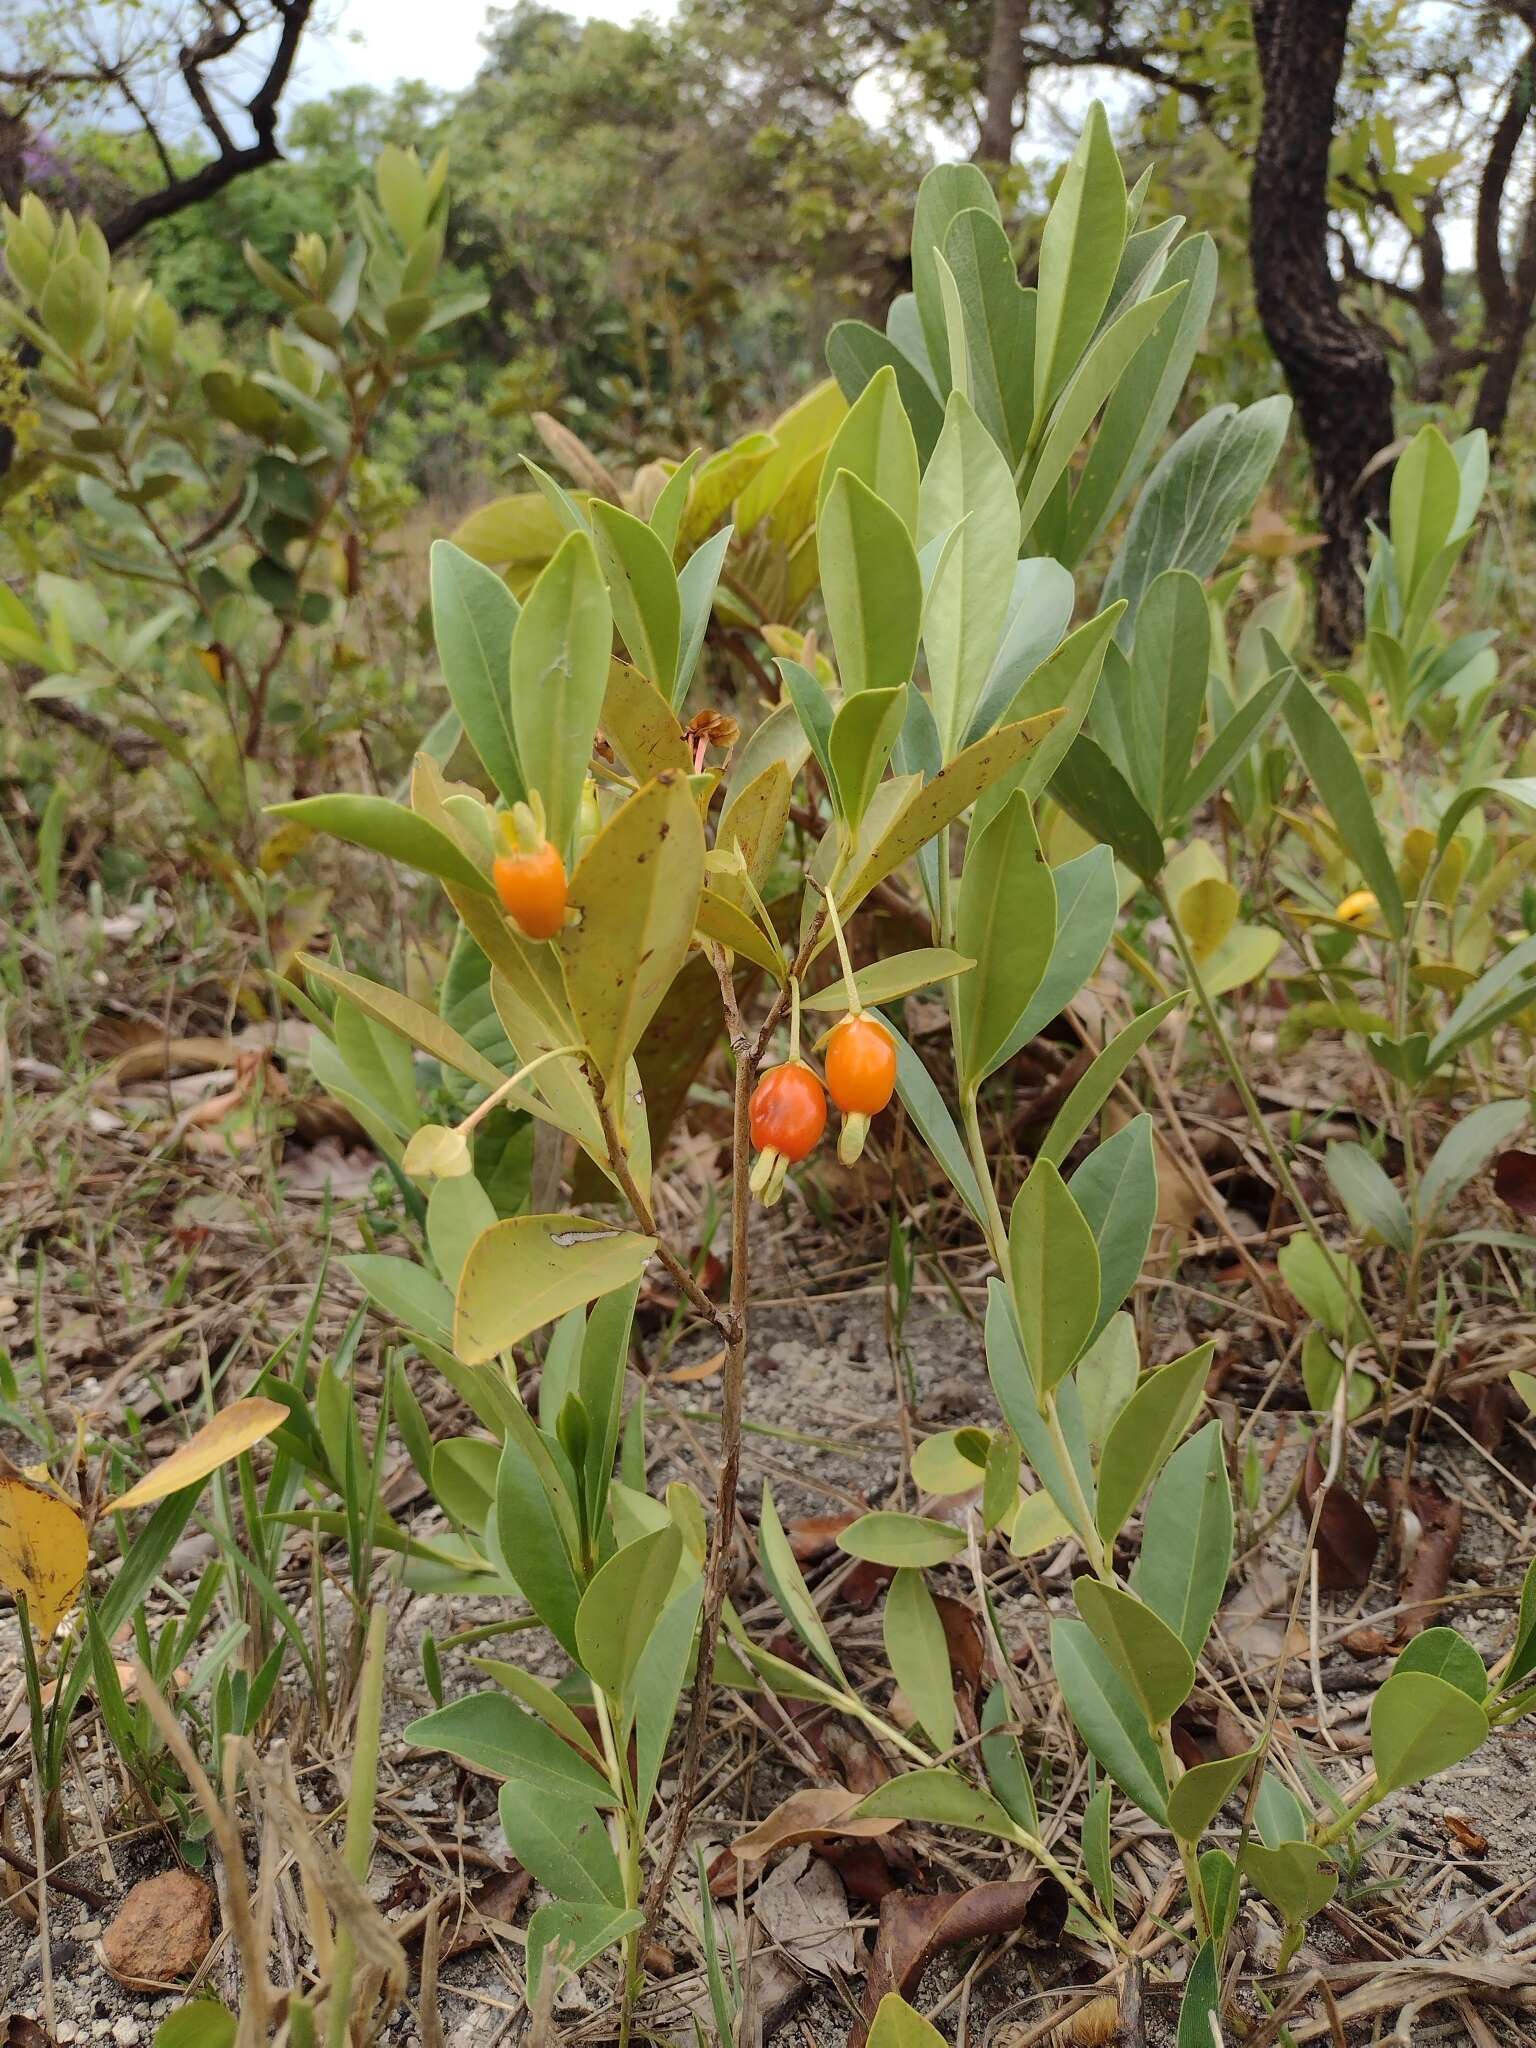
[558,773,705,1093]
[0,1476,87,1639]
[1177,876,1238,963]
[110,1397,289,1512]
[454,1214,657,1364]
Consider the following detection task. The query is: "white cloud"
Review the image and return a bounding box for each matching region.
[295,0,675,100]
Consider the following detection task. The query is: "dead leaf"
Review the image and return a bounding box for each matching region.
[1301,1445,1379,1591]
[428,1866,534,1961]
[102,1870,215,1986]
[787,1513,857,1562]
[1443,1812,1488,1857]
[933,1595,985,1736]
[110,1396,289,1511]
[752,1845,857,1976]
[731,1788,900,1864]
[1460,1379,1512,1453]
[1231,504,1325,557]
[1222,1560,1308,1663]
[103,1035,241,1087]
[1385,1479,1462,1641]
[815,1839,906,1903]
[663,1349,727,1384]
[838,1557,895,1610]
[851,1878,1068,2048]
[6,2018,55,2048]
[0,1476,87,1640]
[1493,1150,1536,1215]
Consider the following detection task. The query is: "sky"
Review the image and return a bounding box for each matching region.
[294,0,673,100]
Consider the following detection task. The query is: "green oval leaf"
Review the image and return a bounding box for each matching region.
[510,529,613,862]
[267,794,493,894]
[838,1513,967,1567]
[1073,1578,1195,1727]
[454,1215,656,1364]
[1370,1669,1488,1795]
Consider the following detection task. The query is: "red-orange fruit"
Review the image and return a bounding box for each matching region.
[748,1063,827,1162]
[493,840,567,940]
[824,1013,897,1116]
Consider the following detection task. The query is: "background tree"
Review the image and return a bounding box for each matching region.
[0,0,319,247]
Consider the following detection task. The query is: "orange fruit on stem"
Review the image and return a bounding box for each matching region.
[824,1013,896,1116]
[494,839,567,940]
[748,1063,826,1162]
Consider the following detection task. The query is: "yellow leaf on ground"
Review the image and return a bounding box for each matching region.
[0,1476,87,1639]
[110,1397,289,1512]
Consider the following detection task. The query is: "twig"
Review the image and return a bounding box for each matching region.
[638,945,756,1945]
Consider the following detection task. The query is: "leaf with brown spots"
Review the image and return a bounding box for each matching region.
[0,1477,87,1641]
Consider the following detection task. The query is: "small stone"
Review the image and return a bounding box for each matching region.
[55,2026,78,2045]
[112,2023,141,2047]
[102,1870,215,1989]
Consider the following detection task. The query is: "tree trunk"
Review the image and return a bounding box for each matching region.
[1472,43,1536,440]
[974,0,1031,164]
[1250,0,1396,658]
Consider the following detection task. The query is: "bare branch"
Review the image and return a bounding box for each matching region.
[98,0,317,251]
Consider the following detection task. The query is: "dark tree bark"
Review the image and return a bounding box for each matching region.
[974,0,1031,163]
[1250,0,1396,658]
[1472,43,1536,438]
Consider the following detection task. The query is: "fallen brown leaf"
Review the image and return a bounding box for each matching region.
[663,1349,727,1384]
[1442,1812,1488,1857]
[1386,1479,1463,1641]
[752,1846,857,1976]
[731,1787,900,1865]
[1301,1444,1379,1591]
[6,2019,55,2048]
[851,1878,1068,2048]
[786,1513,857,1562]
[1493,1150,1536,1216]
[934,1595,985,1737]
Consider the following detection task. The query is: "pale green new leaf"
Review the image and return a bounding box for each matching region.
[590,500,682,698]
[509,529,613,861]
[954,791,1056,1089]
[820,470,922,696]
[1032,101,1127,419]
[816,364,920,538]
[1008,1159,1100,1393]
[884,1568,956,1752]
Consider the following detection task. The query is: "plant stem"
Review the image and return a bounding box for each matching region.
[327,1602,387,2048]
[1156,883,1390,1370]
[636,950,755,1949]
[592,1081,723,1328]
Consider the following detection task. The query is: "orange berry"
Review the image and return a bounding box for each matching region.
[493,839,567,940]
[748,1063,827,1163]
[824,1013,897,1116]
